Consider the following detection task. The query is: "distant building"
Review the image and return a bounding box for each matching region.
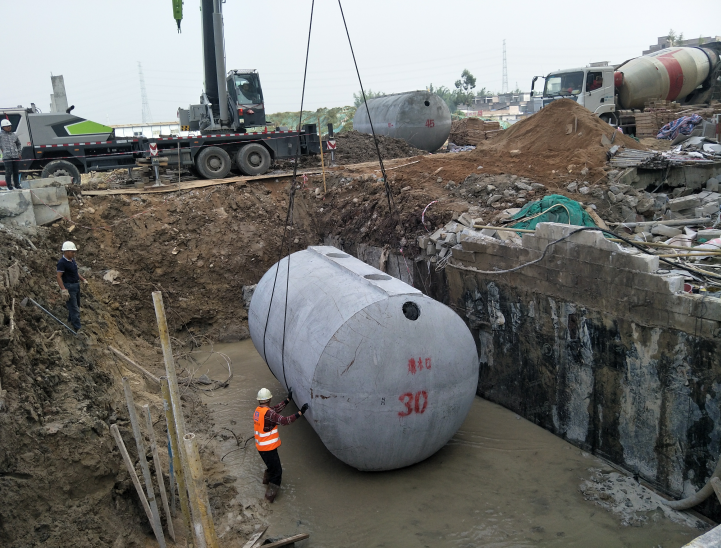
[643,36,721,55]
[112,121,181,138]
[459,92,538,124]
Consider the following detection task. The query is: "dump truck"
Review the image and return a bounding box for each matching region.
[531,44,721,130]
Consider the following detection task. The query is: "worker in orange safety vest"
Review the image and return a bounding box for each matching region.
[254,387,309,502]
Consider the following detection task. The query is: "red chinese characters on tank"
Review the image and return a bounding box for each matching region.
[407,357,431,375]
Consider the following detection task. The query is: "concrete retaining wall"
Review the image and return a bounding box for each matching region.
[444,223,721,510]
[0,178,71,227]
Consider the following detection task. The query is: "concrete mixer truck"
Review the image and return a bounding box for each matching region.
[531,44,721,131]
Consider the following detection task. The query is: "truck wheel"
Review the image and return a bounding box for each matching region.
[41,160,81,185]
[196,147,231,179]
[600,113,618,127]
[237,144,271,176]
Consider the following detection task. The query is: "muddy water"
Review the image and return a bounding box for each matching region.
[199,340,699,548]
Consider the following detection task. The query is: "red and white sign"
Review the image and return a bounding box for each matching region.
[149,143,158,157]
[326,139,336,150]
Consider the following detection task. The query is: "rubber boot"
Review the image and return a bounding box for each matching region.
[265,483,280,503]
[262,470,269,485]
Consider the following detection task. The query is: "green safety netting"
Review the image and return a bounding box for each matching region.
[507,194,597,231]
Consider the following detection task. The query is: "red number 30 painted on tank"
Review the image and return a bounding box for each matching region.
[398,391,428,417]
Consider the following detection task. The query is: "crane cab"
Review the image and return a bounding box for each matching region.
[227,69,266,130]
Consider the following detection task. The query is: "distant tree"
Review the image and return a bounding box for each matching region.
[698,35,706,45]
[453,69,477,106]
[667,29,685,46]
[667,29,677,46]
[353,90,385,107]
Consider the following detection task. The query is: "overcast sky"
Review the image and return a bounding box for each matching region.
[2,1,719,125]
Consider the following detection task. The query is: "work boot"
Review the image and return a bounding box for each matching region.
[262,470,269,485]
[265,483,280,503]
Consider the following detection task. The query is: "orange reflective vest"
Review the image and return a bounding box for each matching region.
[254,406,281,451]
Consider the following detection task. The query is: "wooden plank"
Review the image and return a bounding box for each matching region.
[109,346,161,388]
[81,170,321,196]
[241,526,268,548]
[257,534,310,548]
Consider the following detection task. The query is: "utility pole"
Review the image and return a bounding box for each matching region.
[138,62,153,123]
[502,40,509,95]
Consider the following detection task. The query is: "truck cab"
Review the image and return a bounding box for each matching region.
[537,66,617,123]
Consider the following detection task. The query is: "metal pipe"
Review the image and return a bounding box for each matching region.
[161,377,193,541]
[143,404,176,542]
[123,378,166,548]
[664,453,721,510]
[183,433,220,548]
[24,297,76,335]
[153,292,206,548]
[212,0,229,126]
[110,424,156,530]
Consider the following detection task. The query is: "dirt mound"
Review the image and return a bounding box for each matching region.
[470,99,645,181]
[333,131,425,164]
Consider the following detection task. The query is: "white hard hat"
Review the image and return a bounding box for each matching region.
[257,388,272,401]
[61,241,77,251]
[1,120,11,127]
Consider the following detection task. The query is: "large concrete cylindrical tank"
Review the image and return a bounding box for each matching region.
[248,246,478,471]
[352,91,451,152]
[617,47,715,109]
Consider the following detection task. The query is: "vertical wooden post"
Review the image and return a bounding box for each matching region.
[184,433,220,548]
[122,379,166,548]
[161,377,193,541]
[143,404,176,542]
[110,425,155,530]
[153,291,206,548]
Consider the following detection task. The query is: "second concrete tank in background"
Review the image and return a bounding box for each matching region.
[353,91,451,152]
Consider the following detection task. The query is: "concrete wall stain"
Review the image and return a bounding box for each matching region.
[446,268,721,515]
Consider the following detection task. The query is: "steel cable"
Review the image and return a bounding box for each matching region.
[261,0,315,392]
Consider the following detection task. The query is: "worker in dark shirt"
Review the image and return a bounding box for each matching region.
[254,387,309,502]
[56,241,87,331]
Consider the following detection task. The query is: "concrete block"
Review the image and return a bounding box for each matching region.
[632,273,684,294]
[535,222,578,240]
[650,224,683,238]
[521,233,549,252]
[0,189,35,226]
[695,202,719,217]
[26,176,72,189]
[33,186,70,225]
[609,251,659,273]
[451,248,475,263]
[666,312,720,338]
[574,245,613,267]
[667,194,702,211]
[706,177,719,192]
[689,295,721,322]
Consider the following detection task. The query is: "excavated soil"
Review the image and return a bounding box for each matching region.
[0,223,270,547]
[332,130,426,164]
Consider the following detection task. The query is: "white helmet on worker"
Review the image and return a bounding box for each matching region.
[61,241,78,251]
[257,388,272,402]
[1,120,11,128]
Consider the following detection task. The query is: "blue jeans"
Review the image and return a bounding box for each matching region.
[65,282,81,330]
[4,159,21,189]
